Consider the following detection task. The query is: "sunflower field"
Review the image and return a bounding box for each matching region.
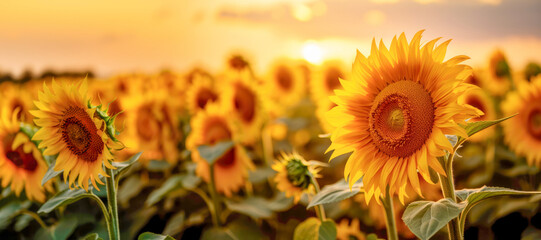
[2,2,541,240]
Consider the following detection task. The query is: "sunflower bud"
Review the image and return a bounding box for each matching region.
[285,158,312,189]
[524,62,541,82]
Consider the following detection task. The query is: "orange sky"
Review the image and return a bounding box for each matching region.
[1,0,540,77]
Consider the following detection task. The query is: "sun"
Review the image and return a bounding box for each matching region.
[302,40,323,65]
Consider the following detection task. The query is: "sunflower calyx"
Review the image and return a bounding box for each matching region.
[88,100,123,144]
[286,158,312,190]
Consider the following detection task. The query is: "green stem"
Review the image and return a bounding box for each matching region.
[88,193,111,229]
[105,167,120,240]
[381,187,398,240]
[189,188,218,226]
[18,209,48,230]
[310,176,326,221]
[438,151,463,240]
[208,163,222,227]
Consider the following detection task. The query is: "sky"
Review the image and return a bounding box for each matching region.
[0,0,540,77]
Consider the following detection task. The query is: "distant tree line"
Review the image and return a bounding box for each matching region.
[0,69,95,84]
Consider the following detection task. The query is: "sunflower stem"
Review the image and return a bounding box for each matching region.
[208,163,222,227]
[262,125,274,166]
[438,151,463,240]
[310,176,326,221]
[18,209,49,230]
[381,187,399,240]
[105,167,120,240]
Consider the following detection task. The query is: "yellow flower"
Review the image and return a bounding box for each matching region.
[461,88,496,142]
[121,87,180,165]
[0,109,52,202]
[271,152,322,203]
[326,31,482,204]
[186,73,219,115]
[336,218,365,240]
[0,82,34,122]
[220,70,265,144]
[484,50,512,96]
[263,59,306,116]
[31,80,122,190]
[186,103,254,197]
[310,60,347,133]
[502,76,541,166]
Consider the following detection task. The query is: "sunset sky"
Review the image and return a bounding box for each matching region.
[1,0,540,77]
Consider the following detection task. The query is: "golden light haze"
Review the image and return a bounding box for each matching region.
[1,0,540,77]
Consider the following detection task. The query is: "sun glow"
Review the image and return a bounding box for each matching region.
[302,40,323,65]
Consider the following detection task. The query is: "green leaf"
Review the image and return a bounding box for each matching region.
[162,211,185,236]
[197,141,234,165]
[113,152,142,178]
[402,198,466,240]
[248,166,276,184]
[38,188,93,214]
[41,158,62,186]
[307,178,363,209]
[146,160,171,172]
[293,217,336,240]
[456,186,541,232]
[118,175,144,207]
[36,213,94,240]
[14,214,32,232]
[228,219,266,240]
[146,175,185,206]
[138,232,175,240]
[456,114,516,146]
[225,194,293,220]
[81,233,103,240]
[0,201,31,230]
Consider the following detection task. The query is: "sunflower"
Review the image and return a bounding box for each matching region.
[263,59,306,116]
[0,109,52,202]
[271,152,322,203]
[0,82,34,122]
[31,80,123,190]
[121,87,179,165]
[462,88,496,142]
[326,31,482,204]
[186,103,254,197]
[336,218,365,240]
[502,76,541,166]
[484,50,512,96]
[186,73,219,115]
[220,70,265,144]
[310,60,347,133]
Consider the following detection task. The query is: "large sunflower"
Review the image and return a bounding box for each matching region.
[326,31,482,203]
[31,80,122,190]
[186,73,219,115]
[271,152,322,203]
[186,103,254,197]
[220,70,265,144]
[0,109,52,202]
[502,76,541,166]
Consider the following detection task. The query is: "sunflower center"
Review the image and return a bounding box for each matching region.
[275,66,293,90]
[136,105,159,140]
[5,144,38,172]
[205,120,235,168]
[466,95,486,121]
[495,59,510,78]
[528,108,541,139]
[369,80,434,158]
[229,56,248,70]
[233,83,256,123]
[325,67,342,92]
[61,107,103,162]
[197,88,218,109]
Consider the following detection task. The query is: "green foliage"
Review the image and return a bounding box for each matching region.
[35,213,94,240]
[38,188,93,214]
[82,233,104,240]
[456,115,516,147]
[0,200,31,229]
[162,211,185,237]
[112,152,142,179]
[225,194,293,220]
[402,198,466,240]
[293,217,336,240]
[307,178,363,209]
[197,141,234,165]
[455,186,541,232]
[200,227,236,240]
[41,158,62,186]
[138,232,175,240]
[145,173,201,206]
